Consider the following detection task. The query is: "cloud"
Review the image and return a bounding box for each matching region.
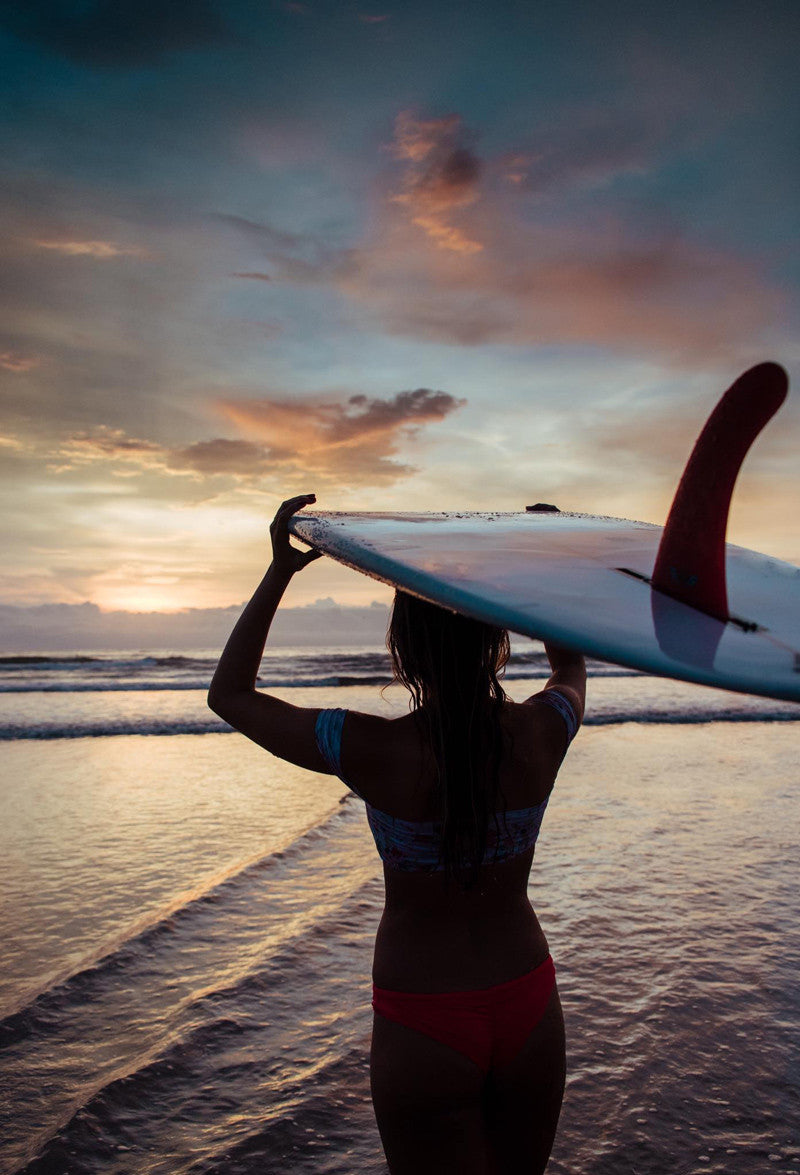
[49,426,166,473]
[46,426,274,481]
[167,438,273,476]
[358,13,390,23]
[45,389,467,486]
[219,183,784,359]
[498,108,666,197]
[212,99,791,361]
[202,102,757,361]
[0,179,206,436]
[0,598,393,649]
[33,238,147,258]
[339,221,781,358]
[220,214,356,282]
[317,106,787,361]
[389,111,484,254]
[1,0,228,66]
[217,387,467,483]
[0,351,41,373]
[577,370,796,476]
[64,427,162,458]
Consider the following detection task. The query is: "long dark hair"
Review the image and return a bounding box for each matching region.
[386,590,511,887]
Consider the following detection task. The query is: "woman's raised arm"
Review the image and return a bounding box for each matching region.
[207,494,332,772]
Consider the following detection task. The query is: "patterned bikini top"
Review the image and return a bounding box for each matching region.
[314,690,580,873]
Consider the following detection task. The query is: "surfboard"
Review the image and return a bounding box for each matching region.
[289,364,799,703]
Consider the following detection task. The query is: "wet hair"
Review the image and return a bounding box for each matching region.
[386,590,511,888]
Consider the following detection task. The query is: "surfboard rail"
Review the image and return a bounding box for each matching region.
[290,509,800,703]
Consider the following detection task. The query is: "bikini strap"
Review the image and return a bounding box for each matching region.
[539,688,580,745]
[315,708,363,795]
[315,707,367,799]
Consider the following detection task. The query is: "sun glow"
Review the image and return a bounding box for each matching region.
[94,585,189,613]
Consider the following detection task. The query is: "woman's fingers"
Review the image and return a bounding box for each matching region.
[279,493,315,513]
[270,494,316,531]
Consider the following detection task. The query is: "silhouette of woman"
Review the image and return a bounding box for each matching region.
[209,493,586,1174]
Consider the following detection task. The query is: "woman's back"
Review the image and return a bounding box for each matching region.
[325,694,575,991]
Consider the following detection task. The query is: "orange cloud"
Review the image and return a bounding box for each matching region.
[389,111,483,253]
[217,387,467,482]
[407,215,482,256]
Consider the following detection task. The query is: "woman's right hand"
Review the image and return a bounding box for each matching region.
[269,494,324,577]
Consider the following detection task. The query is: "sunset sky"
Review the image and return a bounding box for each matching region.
[1,0,798,617]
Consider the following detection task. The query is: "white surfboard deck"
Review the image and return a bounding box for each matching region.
[289,511,800,703]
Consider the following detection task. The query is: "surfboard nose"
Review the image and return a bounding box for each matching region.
[651,362,789,623]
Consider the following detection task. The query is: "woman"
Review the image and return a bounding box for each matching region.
[208,494,586,1174]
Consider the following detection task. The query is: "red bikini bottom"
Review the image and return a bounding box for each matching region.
[372,954,556,1075]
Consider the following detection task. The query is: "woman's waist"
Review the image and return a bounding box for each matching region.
[372,904,548,991]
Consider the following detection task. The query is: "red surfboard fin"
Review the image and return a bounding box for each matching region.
[651,362,788,622]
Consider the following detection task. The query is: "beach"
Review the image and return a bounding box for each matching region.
[1,648,799,1174]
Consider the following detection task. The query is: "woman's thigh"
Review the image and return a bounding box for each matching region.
[483,983,566,1174]
[370,1012,492,1175]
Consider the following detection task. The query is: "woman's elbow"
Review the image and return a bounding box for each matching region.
[207,684,255,728]
[207,685,231,720]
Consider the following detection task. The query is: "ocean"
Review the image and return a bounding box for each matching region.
[1,644,799,1174]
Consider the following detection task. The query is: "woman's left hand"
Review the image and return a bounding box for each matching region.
[270,494,324,576]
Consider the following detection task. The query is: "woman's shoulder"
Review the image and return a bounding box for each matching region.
[340,707,418,744]
[339,708,426,764]
[510,688,582,756]
[337,708,434,816]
